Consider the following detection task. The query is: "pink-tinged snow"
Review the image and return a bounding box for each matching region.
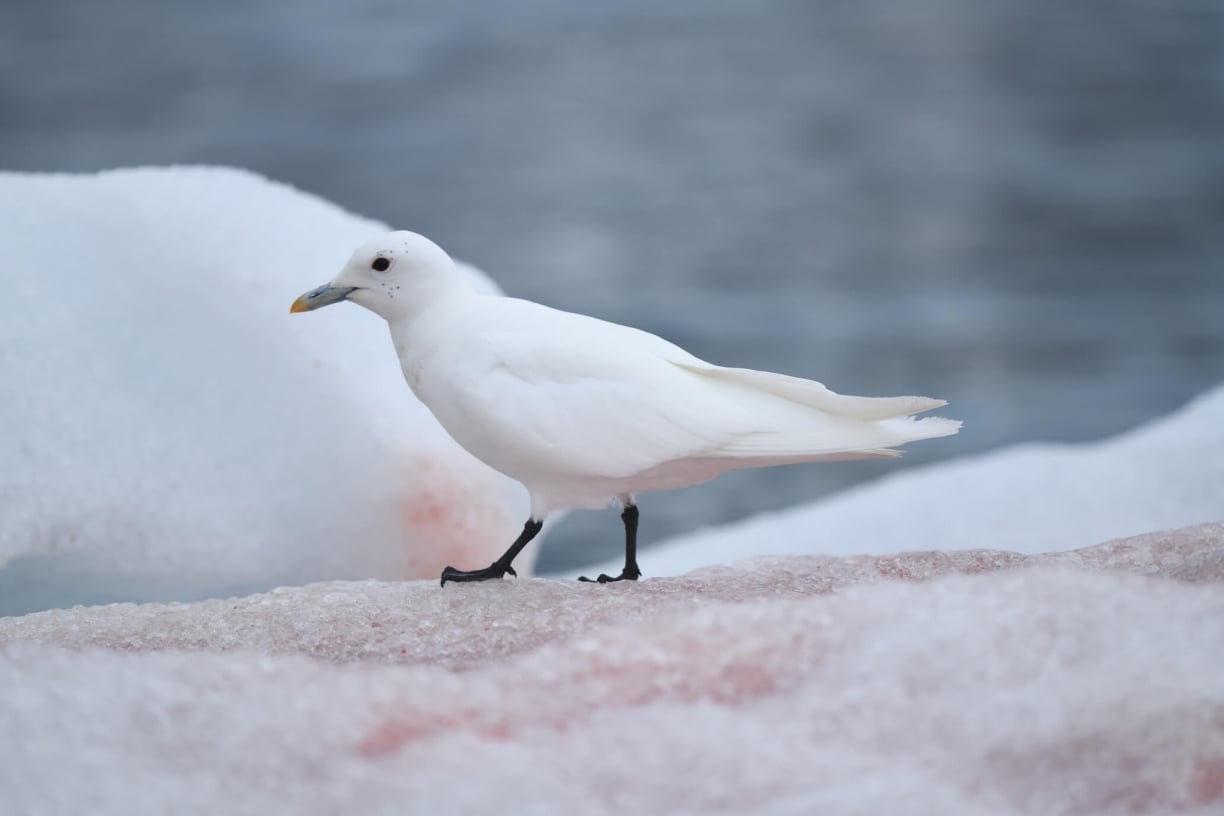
[0,167,534,615]
[2,523,1222,815]
[574,384,1224,579]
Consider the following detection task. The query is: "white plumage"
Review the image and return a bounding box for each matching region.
[292,231,961,584]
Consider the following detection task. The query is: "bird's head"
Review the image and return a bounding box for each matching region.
[290,231,462,322]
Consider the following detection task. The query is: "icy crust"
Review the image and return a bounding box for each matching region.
[2,522,1220,668]
[575,384,1224,578]
[0,167,533,615]
[2,525,1223,815]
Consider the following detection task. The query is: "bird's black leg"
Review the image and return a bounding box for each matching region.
[440,518,543,587]
[579,503,643,583]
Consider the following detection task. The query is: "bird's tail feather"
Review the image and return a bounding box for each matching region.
[717,414,962,460]
[670,362,962,461]
[679,363,948,420]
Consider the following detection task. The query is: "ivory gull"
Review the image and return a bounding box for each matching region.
[291,231,961,585]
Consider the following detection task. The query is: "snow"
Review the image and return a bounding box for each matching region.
[0,167,535,616]
[574,383,1224,578]
[3,165,1222,811]
[2,523,1222,815]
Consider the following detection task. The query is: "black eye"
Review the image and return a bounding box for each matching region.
[371,257,391,272]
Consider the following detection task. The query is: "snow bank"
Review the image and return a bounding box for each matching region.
[0,167,534,616]
[2,523,1222,814]
[578,384,1224,578]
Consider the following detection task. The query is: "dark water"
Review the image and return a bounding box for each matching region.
[3,1,1222,572]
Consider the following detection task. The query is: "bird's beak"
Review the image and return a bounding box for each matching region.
[290,284,358,313]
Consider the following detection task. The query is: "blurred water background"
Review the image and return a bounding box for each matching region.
[2,1,1221,572]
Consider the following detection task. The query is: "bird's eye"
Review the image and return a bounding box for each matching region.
[371,257,391,272]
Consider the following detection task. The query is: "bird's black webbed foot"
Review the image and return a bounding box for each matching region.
[440,518,542,587]
[579,502,643,584]
[440,561,517,587]
[578,565,642,584]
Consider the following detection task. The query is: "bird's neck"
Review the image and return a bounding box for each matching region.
[385,290,471,394]
[378,274,471,324]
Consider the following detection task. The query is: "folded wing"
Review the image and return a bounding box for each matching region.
[428,299,961,485]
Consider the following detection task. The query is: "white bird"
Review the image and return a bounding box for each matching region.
[291,231,962,585]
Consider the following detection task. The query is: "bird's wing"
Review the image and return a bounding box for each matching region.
[419,299,755,481]
[665,363,961,458]
[419,297,959,484]
[669,363,949,419]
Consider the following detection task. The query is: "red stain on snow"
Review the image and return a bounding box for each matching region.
[1191,756,1224,806]
[360,720,432,757]
[402,492,450,527]
[358,707,515,758]
[356,628,786,759]
[393,453,513,578]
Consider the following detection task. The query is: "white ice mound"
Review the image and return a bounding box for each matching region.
[1,523,1221,815]
[584,384,1224,577]
[0,167,533,615]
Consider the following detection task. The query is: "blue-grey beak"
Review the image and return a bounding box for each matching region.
[290,284,359,313]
